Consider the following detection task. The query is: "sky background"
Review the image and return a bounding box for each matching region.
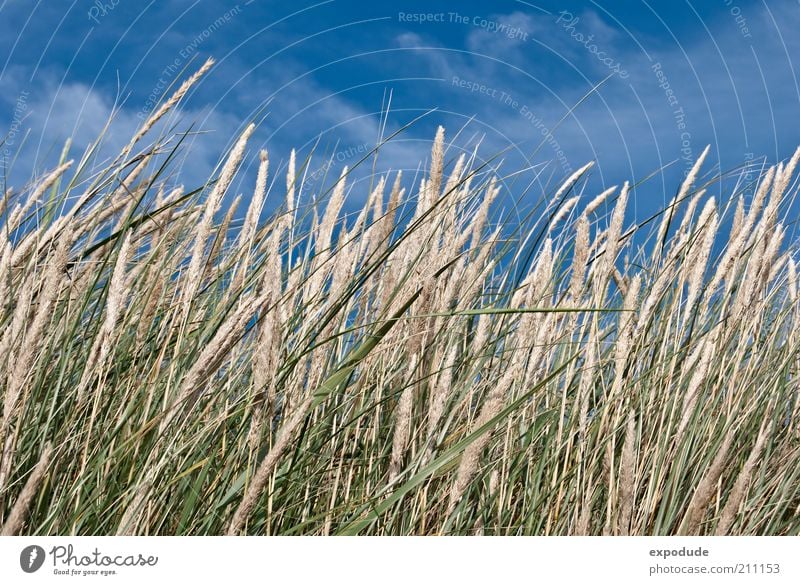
[2,0,800,232]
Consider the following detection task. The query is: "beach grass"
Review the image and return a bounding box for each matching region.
[1,61,799,535]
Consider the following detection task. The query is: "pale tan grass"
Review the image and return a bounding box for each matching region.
[248,232,284,449]
[609,274,641,400]
[678,145,710,202]
[616,409,637,536]
[708,166,775,298]
[389,353,419,482]
[181,123,255,309]
[584,185,616,216]
[305,166,348,305]
[678,424,736,535]
[317,166,348,255]
[548,195,579,232]
[569,214,590,300]
[0,441,53,536]
[730,195,745,242]
[683,198,718,317]
[78,232,133,400]
[6,161,73,231]
[426,126,446,207]
[426,346,458,457]
[675,339,715,438]
[123,58,214,160]
[597,181,629,293]
[715,420,771,535]
[469,177,499,250]
[0,239,11,309]
[0,233,70,494]
[163,290,270,433]
[209,194,241,280]
[116,279,266,532]
[358,176,386,259]
[672,189,705,245]
[442,153,466,202]
[448,238,553,514]
[652,194,677,262]
[227,392,316,534]
[286,149,296,218]
[0,270,34,364]
[553,161,594,201]
[447,363,515,516]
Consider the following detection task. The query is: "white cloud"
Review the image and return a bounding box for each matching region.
[1,66,247,197]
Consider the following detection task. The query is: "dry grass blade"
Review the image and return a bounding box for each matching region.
[0,88,797,537]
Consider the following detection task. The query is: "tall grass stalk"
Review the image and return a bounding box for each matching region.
[1,65,799,535]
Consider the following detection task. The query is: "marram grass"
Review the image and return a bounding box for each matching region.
[1,61,799,535]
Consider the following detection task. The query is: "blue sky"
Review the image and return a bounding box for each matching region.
[2,0,800,230]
